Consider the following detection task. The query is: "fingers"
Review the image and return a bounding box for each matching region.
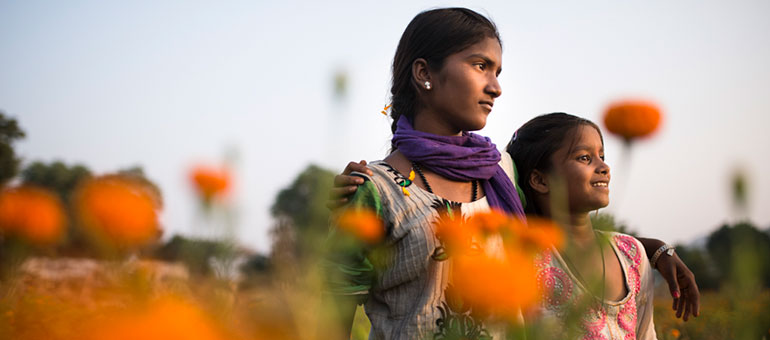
[685,273,700,318]
[691,287,701,317]
[334,174,365,187]
[342,160,372,176]
[676,293,685,319]
[672,295,679,312]
[657,257,681,302]
[327,181,359,211]
[328,169,367,211]
[675,258,700,320]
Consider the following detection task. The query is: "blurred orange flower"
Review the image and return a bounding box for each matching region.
[451,251,539,319]
[84,296,228,340]
[670,328,681,338]
[434,211,560,320]
[335,208,384,244]
[603,100,662,142]
[435,212,478,256]
[190,165,231,201]
[74,176,160,247]
[0,186,66,244]
[519,216,565,252]
[467,209,511,234]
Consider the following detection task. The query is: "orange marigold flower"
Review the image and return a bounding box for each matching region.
[84,296,227,340]
[335,208,384,244]
[0,186,65,244]
[190,165,231,201]
[670,328,681,338]
[467,209,511,234]
[435,212,479,256]
[603,100,662,142]
[74,176,160,247]
[520,216,565,252]
[451,251,539,319]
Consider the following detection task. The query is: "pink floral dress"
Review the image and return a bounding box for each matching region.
[534,231,658,340]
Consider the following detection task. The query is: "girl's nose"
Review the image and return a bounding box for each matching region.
[597,159,610,175]
[486,75,502,98]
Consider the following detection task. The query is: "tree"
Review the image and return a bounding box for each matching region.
[0,111,26,186]
[590,212,637,237]
[18,162,164,257]
[269,164,335,261]
[673,244,720,291]
[21,161,92,200]
[706,221,770,289]
[153,235,234,276]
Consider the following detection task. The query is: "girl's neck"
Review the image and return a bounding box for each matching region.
[412,110,463,136]
[539,201,596,248]
[563,212,596,249]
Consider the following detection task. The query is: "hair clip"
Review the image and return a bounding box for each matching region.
[381,104,392,116]
[511,130,519,142]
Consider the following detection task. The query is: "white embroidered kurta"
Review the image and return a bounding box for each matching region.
[534,231,658,340]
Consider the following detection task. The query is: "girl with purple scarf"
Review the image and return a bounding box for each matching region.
[323,7,698,340]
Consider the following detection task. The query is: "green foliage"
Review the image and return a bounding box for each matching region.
[706,221,770,289]
[238,253,272,289]
[653,291,770,340]
[269,164,335,258]
[673,244,720,291]
[350,305,372,340]
[0,112,26,186]
[590,212,637,237]
[21,161,92,201]
[240,253,270,274]
[270,164,335,229]
[154,235,235,276]
[13,162,164,258]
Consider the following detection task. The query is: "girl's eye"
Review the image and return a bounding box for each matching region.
[474,63,486,71]
[578,155,591,162]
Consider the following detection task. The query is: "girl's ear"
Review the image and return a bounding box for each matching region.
[412,58,432,90]
[529,169,549,195]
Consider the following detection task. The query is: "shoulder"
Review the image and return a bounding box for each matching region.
[602,231,646,267]
[347,161,417,213]
[356,161,411,193]
[500,151,515,184]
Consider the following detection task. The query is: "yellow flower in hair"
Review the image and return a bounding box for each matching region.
[381,104,392,116]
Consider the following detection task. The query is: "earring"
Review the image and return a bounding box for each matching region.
[424,81,431,90]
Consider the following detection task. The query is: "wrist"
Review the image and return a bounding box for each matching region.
[638,237,665,260]
[650,244,676,268]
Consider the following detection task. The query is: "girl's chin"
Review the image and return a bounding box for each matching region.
[578,201,610,214]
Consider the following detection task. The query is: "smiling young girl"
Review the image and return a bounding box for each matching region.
[322,8,524,340]
[507,112,657,339]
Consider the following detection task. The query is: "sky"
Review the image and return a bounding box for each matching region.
[1,0,769,253]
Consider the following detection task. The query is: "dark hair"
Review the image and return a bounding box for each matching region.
[389,8,501,151]
[506,112,604,215]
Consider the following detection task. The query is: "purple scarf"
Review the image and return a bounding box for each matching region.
[393,116,525,217]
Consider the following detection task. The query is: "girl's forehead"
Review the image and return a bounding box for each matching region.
[561,125,604,152]
[575,125,603,142]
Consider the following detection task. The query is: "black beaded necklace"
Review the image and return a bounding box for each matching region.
[411,162,478,202]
